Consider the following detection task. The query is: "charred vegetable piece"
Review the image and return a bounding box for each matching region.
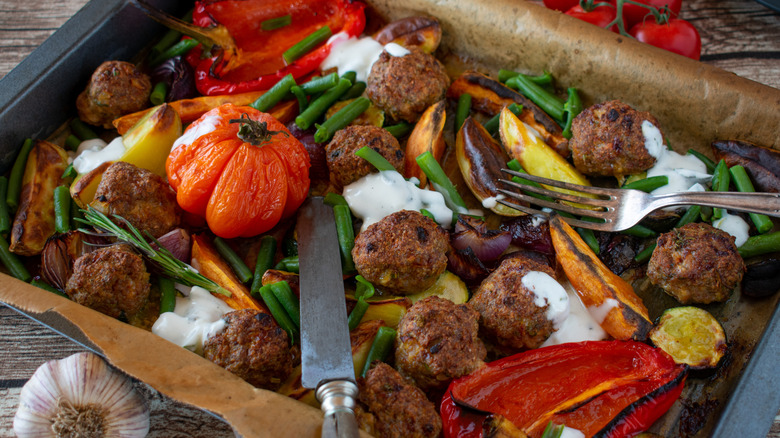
[372,16,442,53]
[456,116,522,216]
[549,214,652,341]
[649,306,727,370]
[10,141,69,256]
[324,98,384,128]
[712,139,780,193]
[443,341,687,438]
[191,234,263,311]
[405,100,446,187]
[447,71,568,158]
[113,93,297,135]
[741,256,780,298]
[499,107,596,206]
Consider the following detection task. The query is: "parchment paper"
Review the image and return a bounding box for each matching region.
[1,0,779,437]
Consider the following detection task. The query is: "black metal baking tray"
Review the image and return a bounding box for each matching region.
[0,0,778,436]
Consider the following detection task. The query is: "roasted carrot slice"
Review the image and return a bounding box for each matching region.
[112,93,297,134]
[549,214,652,341]
[190,233,264,312]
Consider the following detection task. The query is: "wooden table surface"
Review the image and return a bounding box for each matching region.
[0,0,778,437]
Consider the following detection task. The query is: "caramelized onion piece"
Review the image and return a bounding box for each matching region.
[41,231,106,290]
[451,216,510,262]
[499,215,554,255]
[154,228,191,263]
[447,247,491,286]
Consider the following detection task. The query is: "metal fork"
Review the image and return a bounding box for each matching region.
[497,169,780,232]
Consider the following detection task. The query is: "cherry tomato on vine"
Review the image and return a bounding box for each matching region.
[621,0,682,30]
[629,18,701,60]
[565,3,618,31]
[543,0,580,12]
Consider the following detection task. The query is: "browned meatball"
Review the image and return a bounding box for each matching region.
[648,222,746,304]
[76,61,151,128]
[91,161,179,238]
[352,210,449,294]
[570,100,662,178]
[366,48,449,123]
[326,125,404,187]
[65,244,150,319]
[469,252,560,352]
[395,296,486,392]
[203,309,293,390]
[356,362,442,438]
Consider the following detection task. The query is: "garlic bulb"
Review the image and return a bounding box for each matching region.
[14,352,149,438]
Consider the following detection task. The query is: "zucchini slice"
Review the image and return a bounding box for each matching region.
[407,271,469,304]
[649,306,727,369]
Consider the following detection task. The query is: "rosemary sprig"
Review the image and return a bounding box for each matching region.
[76,207,230,297]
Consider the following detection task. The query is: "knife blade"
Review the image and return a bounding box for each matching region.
[297,196,360,438]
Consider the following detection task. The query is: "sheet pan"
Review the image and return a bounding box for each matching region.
[0,0,778,436]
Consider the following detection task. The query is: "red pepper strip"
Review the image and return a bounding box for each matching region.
[443,341,687,438]
[192,0,366,95]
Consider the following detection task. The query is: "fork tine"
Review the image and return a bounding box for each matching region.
[496,199,616,231]
[501,169,619,197]
[497,188,611,220]
[499,178,615,208]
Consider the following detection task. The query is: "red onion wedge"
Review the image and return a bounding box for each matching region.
[451,216,511,262]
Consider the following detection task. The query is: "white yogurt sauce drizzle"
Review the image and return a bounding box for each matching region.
[521,271,570,329]
[643,120,711,196]
[171,114,224,152]
[481,194,505,209]
[542,283,608,347]
[560,426,587,438]
[321,33,410,83]
[151,286,233,355]
[72,137,124,174]
[713,212,750,247]
[343,170,454,230]
[588,298,619,324]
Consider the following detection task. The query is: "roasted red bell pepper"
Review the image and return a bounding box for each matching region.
[442,341,687,438]
[192,0,366,95]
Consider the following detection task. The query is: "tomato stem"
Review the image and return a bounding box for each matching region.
[229,113,289,146]
[596,0,670,36]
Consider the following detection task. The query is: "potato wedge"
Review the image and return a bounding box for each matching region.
[70,104,182,208]
[119,103,182,177]
[9,140,69,256]
[350,319,385,377]
[448,71,568,157]
[325,99,384,127]
[456,116,522,216]
[549,214,652,341]
[69,161,112,210]
[499,107,596,206]
[345,296,412,328]
[190,234,263,312]
[261,269,300,297]
[373,16,442,53]
[405,100,446,186]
